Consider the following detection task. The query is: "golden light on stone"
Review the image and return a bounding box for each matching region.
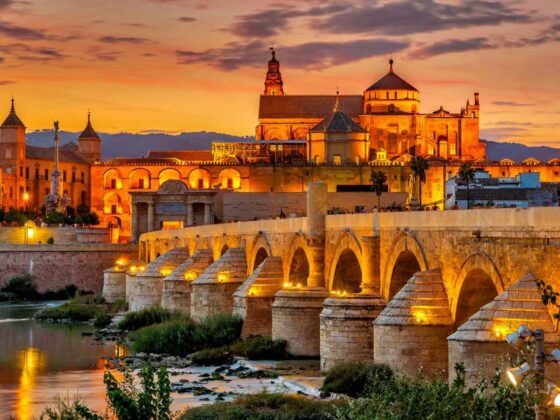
[129,265,137,273]
[184,271,197,281]
[283,281,293,289]
[412,308,428,324]
[493,325,510,339]
[160,268,172,277]
[296,283,302,289]
[218,272,229,283]
[249,288,256,297]
[115,258,127,267]
[138,265,146,272]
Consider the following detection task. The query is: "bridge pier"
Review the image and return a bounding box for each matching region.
[374,269,453,378]
[448,273,560,386]
[233,256,283,338]
[320,294,386,371]
[129,248,190,312]
[103,266,128,303]
[161,249,214,314]
[190,247,247,321]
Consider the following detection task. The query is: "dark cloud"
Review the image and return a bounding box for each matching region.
[226,4,347,38]
[94,51,121,62]
[98,35,150,44]
[176,38,409,70]
[315,0,533,36]
[178,16,196,23]
[0,43,67,61]
[0,20,45,40]
[491,101,535,107]
[125,23,147,28]
[0,80,14,85]
[0,0,14,9]
[410,37,492,59]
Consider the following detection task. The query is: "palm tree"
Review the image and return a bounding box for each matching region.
[410,156,429,208]
[370,170,388,210]
[458,163,476,209]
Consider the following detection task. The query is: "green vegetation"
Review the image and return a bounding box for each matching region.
[0,275,80,302]
[46,236,55,245]
[230,336,287,360]
[320,361,393,398]
[41,365,171,420]
[34,294,121,323]
[93,312,113,328]
[190,347,233,366]
[43,206,100,226]
[179,393,341,420]
[116,306,184,331]
[129,313,243,357]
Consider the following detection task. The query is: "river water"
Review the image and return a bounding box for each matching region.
[0,302,321,419]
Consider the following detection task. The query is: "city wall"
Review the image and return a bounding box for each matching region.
[0,244,137,293]
[0,226,111,245]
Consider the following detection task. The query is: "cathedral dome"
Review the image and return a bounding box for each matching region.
[365,59,417,92]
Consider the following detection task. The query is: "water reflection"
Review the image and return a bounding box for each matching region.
[0,303,121,418]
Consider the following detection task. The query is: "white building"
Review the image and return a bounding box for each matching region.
[445,170,558,209]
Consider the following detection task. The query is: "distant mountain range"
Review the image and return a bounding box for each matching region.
[25,130,560,162]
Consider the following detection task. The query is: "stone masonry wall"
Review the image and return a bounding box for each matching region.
[0,244,137,293]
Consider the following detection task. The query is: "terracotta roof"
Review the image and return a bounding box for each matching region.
[375,269,453,326]
[365,60,418,92]
[79,115,100,139]
[147,150,214,161]
[1,99,25,128]
[26,145,89,164]
[259,95,362,119]
[100,157,183,166]
[448,273,560,342]
[310,111,366,133]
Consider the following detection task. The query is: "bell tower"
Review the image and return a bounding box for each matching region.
[263,47,284,96]
[77,111,102,163]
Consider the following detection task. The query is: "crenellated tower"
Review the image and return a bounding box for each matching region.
[263,48,284,96]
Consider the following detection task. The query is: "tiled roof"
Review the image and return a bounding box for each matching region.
[26,145,89,164]
[1,100,25,128]
[100,157,183,166]
[165,249,214,282]
[365,61,417,92]
[448,273,560,342]
[375,269,453,326]
[259,95,362,119]
[147,150,214,161]
[192,248,247,285]
[138,247,190,277]
[310,111,366,133]
[234,256,283,298]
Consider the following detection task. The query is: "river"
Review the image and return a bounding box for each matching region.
[0,302,322,419]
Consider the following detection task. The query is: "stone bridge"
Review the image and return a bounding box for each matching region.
[106,182,560,384]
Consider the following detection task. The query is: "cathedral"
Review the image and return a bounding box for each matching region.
[256,50,485,163]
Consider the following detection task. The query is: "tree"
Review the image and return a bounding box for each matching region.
[410,156,429,208]
[458,163,476,209]
[370,170,388,210]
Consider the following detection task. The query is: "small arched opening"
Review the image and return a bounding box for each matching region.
[388,250,421,299]
[289,248,309,287]
[332,249,362,293]
[253,247,269,270]
[454,268,498,328]
[158,168,181,186]
[221,245,229,257]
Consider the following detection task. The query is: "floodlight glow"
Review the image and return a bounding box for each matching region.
[506,362,531,386]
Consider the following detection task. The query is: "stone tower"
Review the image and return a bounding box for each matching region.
[263,48,284,96]
[77,112,101,163]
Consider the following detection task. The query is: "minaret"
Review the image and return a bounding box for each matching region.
[263,47,284,96]
[77,111,102,163]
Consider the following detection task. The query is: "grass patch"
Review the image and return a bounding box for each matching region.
[179,393,341,420]
[321,361,393,398]
[129,313,243,357]
[190,347,233,366]
[116,306,182,331]
[35,303,106,322]
[93,312,113,328]
[230,336,287,360]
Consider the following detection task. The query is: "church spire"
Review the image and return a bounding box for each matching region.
[333,88,340,112]
[2,96,25,128]
[263,47,284,96]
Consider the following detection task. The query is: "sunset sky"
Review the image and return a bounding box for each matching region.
[0,0,559,146]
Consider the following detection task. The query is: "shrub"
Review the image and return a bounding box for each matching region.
[82,212,100,226]
[111,298,128,312]
[190,347,233,366]
[35,303,104,322]
[130,319,200,356]
[40,395,102,420]
[47,237,55,245]
[71,294,105,305]
[230,336,287,360]
[0,275,40,300]
[195,313,244,349]
[117,307,179,331]
[321,361,393,398]
[180,393,341,420]
[4,209,26,225]
[94,312,113,328]
[44,211,68,226]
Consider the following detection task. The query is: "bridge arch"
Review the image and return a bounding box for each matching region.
[248,234,273,273]
[383,231,428,300]
[327,230,363,292]
[451,252,503,328]
[284,233,312,286]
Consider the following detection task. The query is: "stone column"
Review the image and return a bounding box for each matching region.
[306,181,327,288]
[187,203,193,226]
[360,235,380,294]
[147,202,154,232]
[203,203,212,225]
[131,202,138,242]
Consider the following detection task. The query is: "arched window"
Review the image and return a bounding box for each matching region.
[130,168,151,189]
[103,168,122,189]
[219,168,241,189]
[366,104,372,114]
[394,91,397,99]
[188,168,212,189]
[103,192,122,215]
[158,168,181,186]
